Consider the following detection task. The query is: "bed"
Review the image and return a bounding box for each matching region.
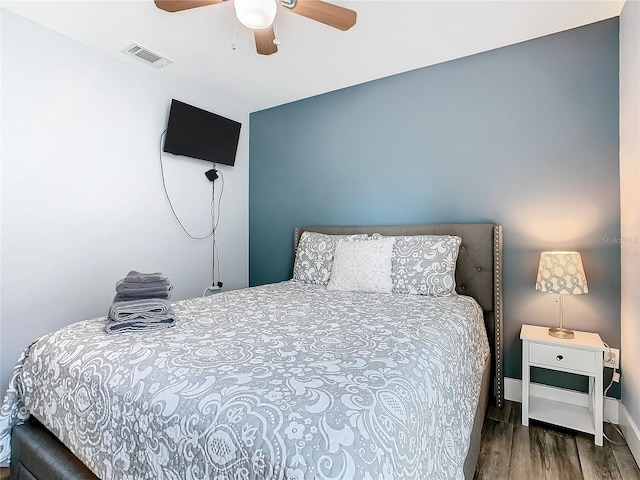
[0,223,503,480]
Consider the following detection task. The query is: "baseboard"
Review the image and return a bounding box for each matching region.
[619,402,640,467]
[504,377,619,423]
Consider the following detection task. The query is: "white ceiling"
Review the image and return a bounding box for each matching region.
[2,0,625,113]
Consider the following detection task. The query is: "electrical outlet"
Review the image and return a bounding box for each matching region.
[203,285,222,296]
[604,348,620,369]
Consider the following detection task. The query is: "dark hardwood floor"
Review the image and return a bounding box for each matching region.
[475,400,640,479]
[2,402,638,480]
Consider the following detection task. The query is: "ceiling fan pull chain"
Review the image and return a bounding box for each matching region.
[273,18,280,45]
[231,10,237,50]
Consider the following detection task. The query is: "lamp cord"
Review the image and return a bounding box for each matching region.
[602,342,626,446]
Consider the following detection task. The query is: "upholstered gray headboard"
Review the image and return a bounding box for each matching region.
[294,223,504,408]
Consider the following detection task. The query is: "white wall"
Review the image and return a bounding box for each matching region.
[0,10,249,391]
[619,0,640,461]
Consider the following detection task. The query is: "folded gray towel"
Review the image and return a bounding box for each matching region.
[109,298,172,322]
[106,271,177,333]
[122,271,170,284]
[115,281,173,297]
[106,316,175,334]
[113,291,171,302]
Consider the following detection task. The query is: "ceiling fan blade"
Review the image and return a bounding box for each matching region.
[154,0,224,13]
[254,27,278,55]
[288,0,356,31]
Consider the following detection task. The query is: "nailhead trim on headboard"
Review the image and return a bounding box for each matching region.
[493,225,504,408]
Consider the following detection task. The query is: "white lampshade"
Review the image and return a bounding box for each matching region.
[536,251,588,295]
[234,0,278,30]
[536,251,588,339]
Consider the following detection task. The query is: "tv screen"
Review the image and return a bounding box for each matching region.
[163,99,241,166]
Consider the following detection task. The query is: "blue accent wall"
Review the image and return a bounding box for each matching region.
[250,19,620,392]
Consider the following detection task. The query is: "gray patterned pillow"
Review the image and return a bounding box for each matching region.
[372,233,462,296]
[293,232,369,285]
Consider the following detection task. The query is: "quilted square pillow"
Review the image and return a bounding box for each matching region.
[372,233,462,296]
[293,232,368,285]
[327,238,396,294]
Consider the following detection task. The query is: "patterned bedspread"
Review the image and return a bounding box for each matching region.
[0,281,489,479]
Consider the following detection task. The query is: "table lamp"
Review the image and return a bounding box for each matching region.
[535,251,588,339]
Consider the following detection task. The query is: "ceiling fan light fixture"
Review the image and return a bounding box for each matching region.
[234,0,278,30]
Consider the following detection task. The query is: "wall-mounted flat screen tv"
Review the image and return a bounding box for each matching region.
[163,99,241,166]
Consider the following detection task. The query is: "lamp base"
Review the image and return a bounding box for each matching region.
[548,327,575,339]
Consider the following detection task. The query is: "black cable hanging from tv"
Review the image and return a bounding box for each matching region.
[209,169,224,291]
[159,130,225,294]
[159,130,217,240]
[159,130,216,240]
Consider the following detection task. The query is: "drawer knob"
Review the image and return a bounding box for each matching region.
[556,355,564,361]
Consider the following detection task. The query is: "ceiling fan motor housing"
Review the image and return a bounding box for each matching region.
[234,0,279,30]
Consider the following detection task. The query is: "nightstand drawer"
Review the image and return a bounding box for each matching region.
[529,342,596,374]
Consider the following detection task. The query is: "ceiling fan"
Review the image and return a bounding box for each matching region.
[154,0,357,56]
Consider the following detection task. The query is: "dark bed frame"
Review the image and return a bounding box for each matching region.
[11,223,503,480]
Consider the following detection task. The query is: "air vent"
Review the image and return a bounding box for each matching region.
[122,43,173,69]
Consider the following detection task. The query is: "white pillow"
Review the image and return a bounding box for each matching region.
[327,238,395,294]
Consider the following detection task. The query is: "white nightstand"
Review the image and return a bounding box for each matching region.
[520,324,606,446]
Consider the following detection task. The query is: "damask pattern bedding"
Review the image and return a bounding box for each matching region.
[0,281,489,480]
